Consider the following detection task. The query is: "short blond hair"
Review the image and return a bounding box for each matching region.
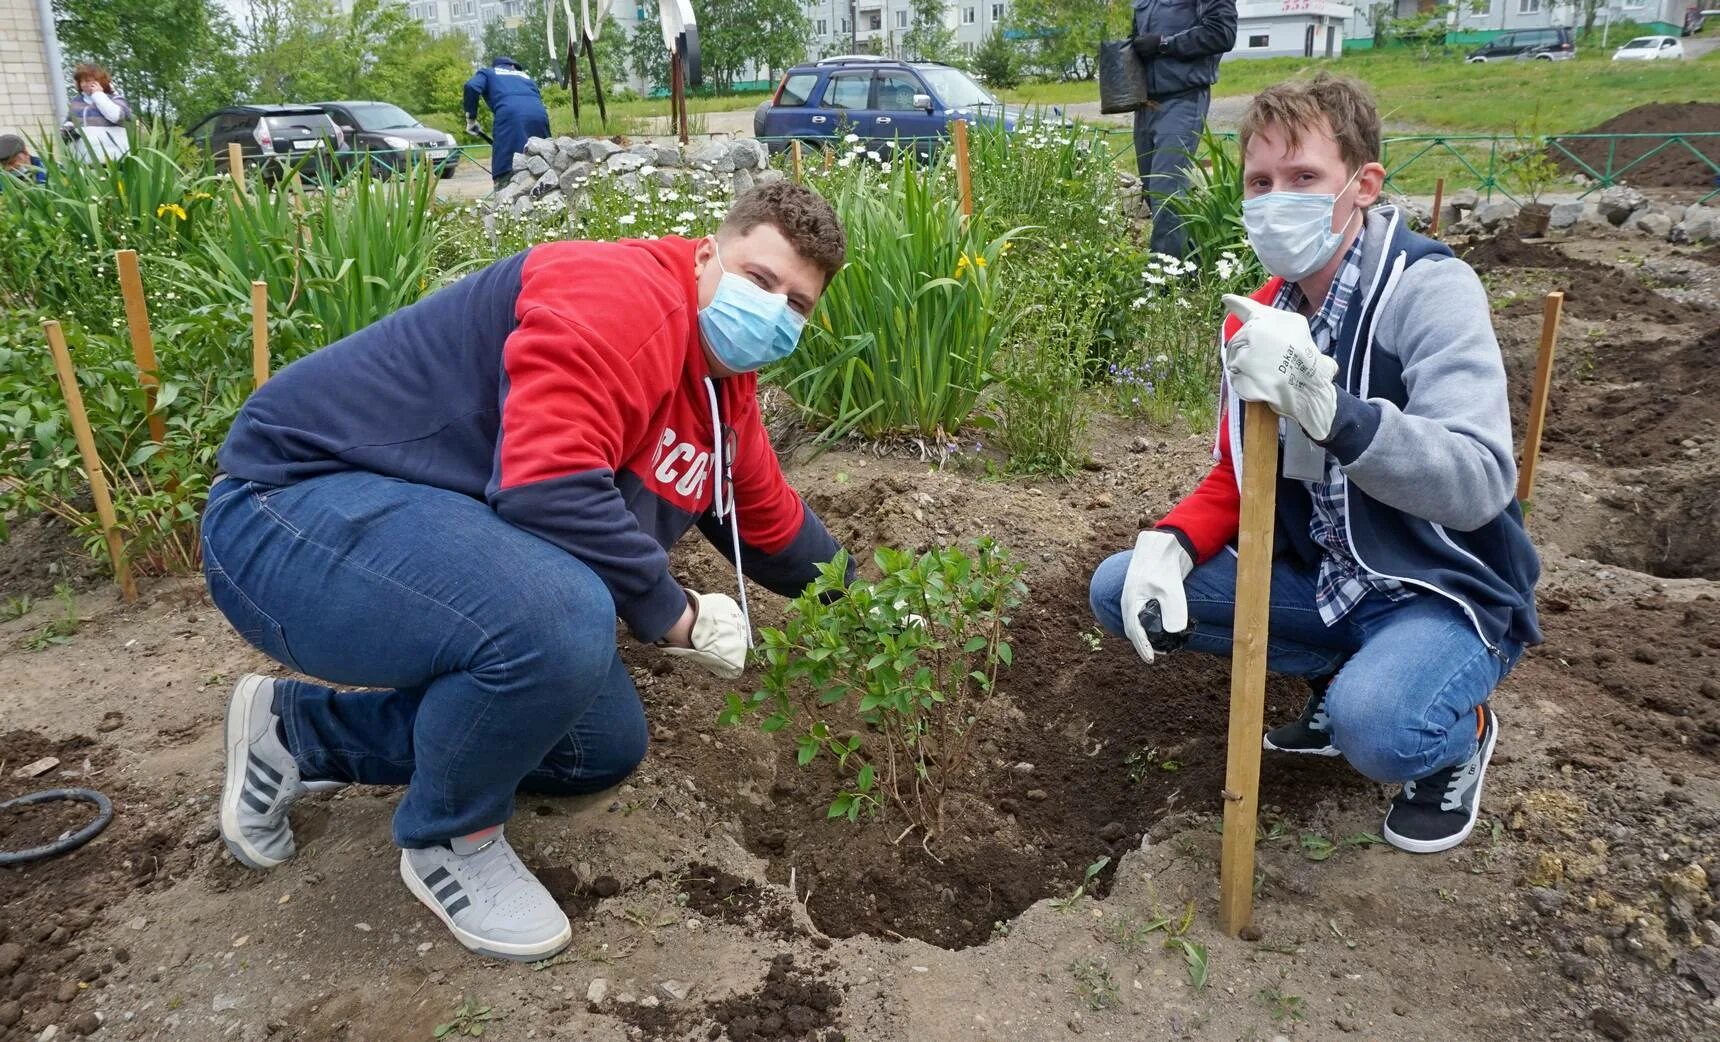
[1238,72,1381,174]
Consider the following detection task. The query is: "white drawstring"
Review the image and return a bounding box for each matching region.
[704,377,753,646]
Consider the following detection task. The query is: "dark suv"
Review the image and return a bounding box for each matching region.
[754,56,1021,155]
[1466,26,1577,62]
[186,105,345,181]
[311,101,461,178]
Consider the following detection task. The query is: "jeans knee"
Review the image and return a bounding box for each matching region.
[1327,698,1436,783]
[1088,551,1131,637]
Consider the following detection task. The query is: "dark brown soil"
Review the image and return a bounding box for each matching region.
[1464,236,1712,325]
[705,562,1370,950]
[0,513,105,601]
[1552,103,1720,189]
[0,795,101,855]
[614,954,844,1042]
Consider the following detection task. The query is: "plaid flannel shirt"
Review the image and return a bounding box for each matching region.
[1272,230,1414,626]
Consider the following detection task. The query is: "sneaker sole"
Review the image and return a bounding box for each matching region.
[398,852,572,963]
[1382,715,1498,855]
[1261,734,1341,757]
[219,674,286,871]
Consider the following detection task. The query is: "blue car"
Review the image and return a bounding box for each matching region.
[754,56,1024,156]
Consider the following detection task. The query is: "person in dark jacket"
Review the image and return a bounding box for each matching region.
[463,55,552,187]
[1131,0,1237,258]
[0,134,47,184]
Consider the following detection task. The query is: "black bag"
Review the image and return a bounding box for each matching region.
[1098,39,1151,114]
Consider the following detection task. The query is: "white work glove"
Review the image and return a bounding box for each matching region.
[1120,530,1194,665]
[465,117,482,135]
[661,591,749,680]
[1221,294,1340,441]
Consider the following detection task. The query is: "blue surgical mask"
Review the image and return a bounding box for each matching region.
[1241,169,1362,282]
[698,238,806,373]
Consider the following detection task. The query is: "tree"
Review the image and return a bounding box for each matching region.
[627,1,671,91]
[1006,0,1119,81]
[901,0,956,63]
[695,0,810,90]
[481,0,556,84]
[53,0,243,122]
[971,28,1021,90]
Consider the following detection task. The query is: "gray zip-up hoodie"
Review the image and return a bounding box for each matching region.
[1221,206,1542,652]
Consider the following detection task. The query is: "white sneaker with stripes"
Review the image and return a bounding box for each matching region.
[400,826,571,962]
[219,674,309,869]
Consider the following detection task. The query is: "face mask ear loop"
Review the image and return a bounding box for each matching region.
[704,377,752,646]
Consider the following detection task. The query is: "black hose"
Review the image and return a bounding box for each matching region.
[0,788,113,866]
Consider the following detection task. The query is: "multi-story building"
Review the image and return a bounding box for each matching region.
[2,0,67,139]
[790,1,1014,62]
[1347,0,1701,46]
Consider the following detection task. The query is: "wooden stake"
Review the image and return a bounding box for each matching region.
[1219,400,1279,936]
[1430,177,1445,237]
[1516,290,1564,504]
[43,321,137,602]
[952,119,973,218]
[227,141,246,196]
[115,250,166,445]
[791,139,804,182]
[251,281,270,389]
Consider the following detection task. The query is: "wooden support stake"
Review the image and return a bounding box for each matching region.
[952,119,973,218]
[1219,400,1279,936]
[115,249,166,445]
[1516,290,1564,504]
[791,139,804,182]
[251,281,270,389]
[1430,177,1445,237]
[227,141,246,196]
[43,321,137,602]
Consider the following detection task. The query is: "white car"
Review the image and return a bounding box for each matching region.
[1612,36,1685,61]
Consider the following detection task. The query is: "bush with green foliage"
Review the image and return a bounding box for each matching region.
[720,541,1026,837]
[972,28,1022,89]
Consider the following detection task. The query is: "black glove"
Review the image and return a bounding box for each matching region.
[1132,34,1162,60]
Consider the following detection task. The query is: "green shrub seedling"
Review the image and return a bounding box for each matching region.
[721,539,1026,842]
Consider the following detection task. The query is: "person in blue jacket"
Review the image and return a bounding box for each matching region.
[463,55,552,187]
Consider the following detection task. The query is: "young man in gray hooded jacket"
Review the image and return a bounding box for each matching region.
[1090,74,1541,854]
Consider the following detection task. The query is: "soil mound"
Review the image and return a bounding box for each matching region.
[1551,102,1720,189]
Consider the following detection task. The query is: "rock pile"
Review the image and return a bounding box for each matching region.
[1440,184,1716,243]
[490,135,781,215]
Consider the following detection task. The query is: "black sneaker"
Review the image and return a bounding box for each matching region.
[1262,678,1340,757]
[1383,705,1498,854]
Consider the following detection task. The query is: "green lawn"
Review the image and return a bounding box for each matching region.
[1002,45,1720,135]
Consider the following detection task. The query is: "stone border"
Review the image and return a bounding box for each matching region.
[490,136,781,216]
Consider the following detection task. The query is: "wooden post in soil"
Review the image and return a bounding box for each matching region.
[43,321,137,602]
[952,119,974,218]
[115,250,166,445]
[791,140,804,182]
[1516,290,1565,505]
[1219,400,1280,936]
[227,141,246,197]
[251,281,271,389]
[1430,177,1446,237]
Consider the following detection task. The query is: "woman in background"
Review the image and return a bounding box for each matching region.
[63,62,131,162]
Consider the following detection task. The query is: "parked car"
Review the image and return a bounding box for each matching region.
[311,101,461,178]
[754,56,1025,156]
[1466,26,1577,62]
[187,104,345,181]
[1612,35,1685,60]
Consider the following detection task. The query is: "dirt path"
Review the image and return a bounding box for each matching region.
[2,239,1718,1042]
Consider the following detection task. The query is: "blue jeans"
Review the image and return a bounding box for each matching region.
[1088,549,1522,783]
[1132,88,1209,259]
[201,471,649,848]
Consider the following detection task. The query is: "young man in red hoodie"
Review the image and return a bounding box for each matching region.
[205,182,852,962]
[1090,75,1539,855]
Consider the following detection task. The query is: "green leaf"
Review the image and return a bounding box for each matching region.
[858,690,889,712]
[997,642,1013,667]
[434,1025,454,1039]
[828,794,852,819]
[856,763,875,792]
[1299,833,1336,862]
[796,736,819,766]
[962,635,988,653]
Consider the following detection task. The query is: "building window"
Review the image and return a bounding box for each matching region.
[897,10,908,27]
[1622,0,1645,7]
[1467,0,1490,15]
[817,17,827,35]
[840,16,849,32]
[1248,33,1270,47]
[1517,0,1540,12]
[991,3,1004,20]
[963,7,976,25]
[866,11,880,30]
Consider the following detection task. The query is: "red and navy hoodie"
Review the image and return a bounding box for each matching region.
[217,236,848,642]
